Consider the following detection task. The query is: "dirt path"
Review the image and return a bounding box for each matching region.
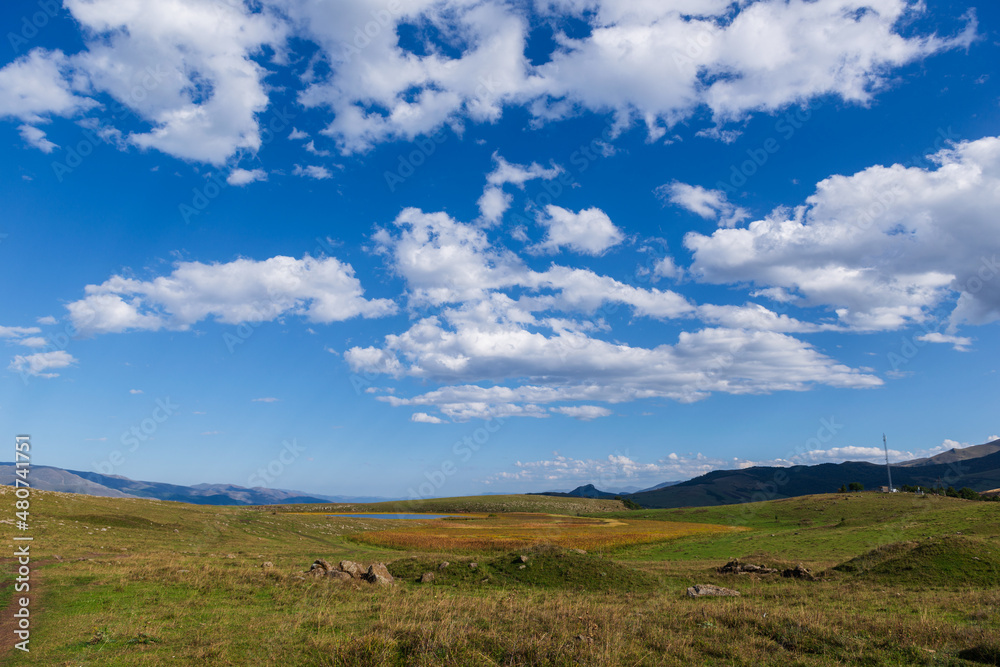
[0,557,41,661]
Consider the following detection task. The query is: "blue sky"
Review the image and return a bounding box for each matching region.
[1,0,998,498]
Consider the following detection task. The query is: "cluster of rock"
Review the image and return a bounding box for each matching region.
[687,584,740,597]
[718,559,778,575]
[717,559,816,580]
[307,559,393,585]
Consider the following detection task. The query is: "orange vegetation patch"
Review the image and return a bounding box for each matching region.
[348,513,733,552]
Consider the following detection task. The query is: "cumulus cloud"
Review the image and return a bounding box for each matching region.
[531,206,624,256]
[0,325,42,339]
[0,48,95,123]
[66,0,287,164]
[66,255,397,335]
[486,154,562,188]
[18,124,58,153]
[916,332,973,351]
[658,182,749,228]
[0,1,974,162]
[411,412,445,424]
[284,0,973,152]
[293,164,333,179]
[227,168,267,186]
[549,405,612,420]
[353,204,882,421]
[686,136,1000,332]
[8,350,77,378]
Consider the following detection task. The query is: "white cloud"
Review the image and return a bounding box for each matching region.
[988,435,999,442]
[304,140,331,156]
[550,405,612,420]
[695,303,838,333]
[129,389,143,394]
[477,186,512,226]
[658,182,749,228]
[0,325,48,348]
[355,324,881,420]
[252,397,280,403]
[8,350,77,378]
[65,0,287,164]
[916,332,973,351]
[0,48,95,123]
[0,1,974,162]
[18,124,58,153]
[411,412,445,424]
[531,205,624,256]
[288,127,308,140]
[227,168,267,186]
[279,0,973,154]
[486,154,562,188]
[293,164,333,179]
[653,256,679,280]
[0,325,41,338]
[66,255,397,335]
[356,204,881,421]
[686,136,1000,332]
[36,316,58,325]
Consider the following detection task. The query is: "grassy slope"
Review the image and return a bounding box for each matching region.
[272,494,628,515]
[3,486,999,666]
[600,491,1000,565]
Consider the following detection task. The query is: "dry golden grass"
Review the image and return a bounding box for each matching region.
[348,513,735,552]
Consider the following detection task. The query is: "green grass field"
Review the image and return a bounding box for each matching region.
[2,485,999,665]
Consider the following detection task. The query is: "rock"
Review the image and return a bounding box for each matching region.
[518,555,529,563]
[225,554,236,559]
[686,584,740,597]
[309,559,332,573]
[364,563,394,585]
[330,571,354,582]
[469,562,478,570]
[718,559,778,575]
[420,572,435,583]
[781,564,816,581]
[518,564,526,570]
[261,561,274,569]
[569,548,587,555]
[438,561,450,570]
[339,560,364,578]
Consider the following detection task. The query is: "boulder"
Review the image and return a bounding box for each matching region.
[438,561,450,570]
[339,560,364,578]
[718,559,778,575]
[364,563,394,585]
[261,561,274,570]
[307,559,332,576]
[686,584,740,597]
[330,571,354,582]
[781,564,816,581]
[469,562,478,570]
[420,572,435,583]
[570,549,587,555]
[518,555,529,563]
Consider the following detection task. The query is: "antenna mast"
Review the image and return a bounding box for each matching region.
[883,433,894,492]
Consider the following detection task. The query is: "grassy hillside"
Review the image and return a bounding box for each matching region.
[271,493,629,515]
[630,452,1000,508]
[3,486,999,665]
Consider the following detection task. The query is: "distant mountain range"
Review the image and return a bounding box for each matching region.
[534,441,1000,509]
[0,463,391,505]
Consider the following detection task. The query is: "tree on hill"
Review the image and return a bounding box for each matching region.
[848,482,864,492]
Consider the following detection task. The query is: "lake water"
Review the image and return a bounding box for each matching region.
[328,513,455,520]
